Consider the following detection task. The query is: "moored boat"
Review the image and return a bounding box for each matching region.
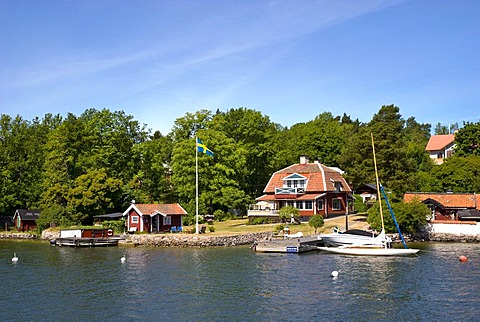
[54,228,119,247]
[319,228,392,247]
[317,244,419,256]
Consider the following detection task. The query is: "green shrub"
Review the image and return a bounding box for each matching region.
[101,219,125,234]
[353,195,368,213]
[208,226,215,232]
[308,214,324,233]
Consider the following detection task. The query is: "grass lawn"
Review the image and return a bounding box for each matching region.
[181,213,369,236]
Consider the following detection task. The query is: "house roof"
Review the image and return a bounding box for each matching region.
[263,162,351,194]
[257,193,327,202]
[404,192,480,210]
[93,212,124,219]
[123,203,188,217]
[14,209,40,220]
[425,134,455,151]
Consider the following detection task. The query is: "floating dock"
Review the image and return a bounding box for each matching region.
[54,237,120,247]
[254,235,323,253]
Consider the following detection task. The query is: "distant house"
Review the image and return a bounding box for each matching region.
[123,203,187,233]
[0,216,14,231]
[12,209,40,232]
[425,134,455,164]
[404,192,480,221]
[355,183,378,203]
[248,155,352,223]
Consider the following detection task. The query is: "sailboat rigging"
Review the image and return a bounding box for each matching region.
[318,133,419,256]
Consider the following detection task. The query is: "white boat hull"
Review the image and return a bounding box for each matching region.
[317,245,419,256]
[319,233,380,247]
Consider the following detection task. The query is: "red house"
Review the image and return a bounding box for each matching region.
[404,192,480,222]
[248,155,352,222]
[13,209,40,232]
[123,203,187,233]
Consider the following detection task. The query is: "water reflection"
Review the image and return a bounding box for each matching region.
[1,241,480,321]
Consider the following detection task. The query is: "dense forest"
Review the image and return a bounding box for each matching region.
[1,105,479,227]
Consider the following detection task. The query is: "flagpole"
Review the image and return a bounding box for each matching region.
[195,137,199,234]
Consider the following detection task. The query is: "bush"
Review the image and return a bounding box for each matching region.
[353,195,368,213]
[278,206,300,223]
[308,215,324,233]
[208,225,215,232]
[367,199,429,234]
[101,219,125,234]
[274,224,285,233]
[249,217,271,225]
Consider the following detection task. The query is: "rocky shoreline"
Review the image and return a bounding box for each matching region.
[2,231,480,246]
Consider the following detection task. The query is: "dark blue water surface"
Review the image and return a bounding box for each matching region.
[1,240,479,321]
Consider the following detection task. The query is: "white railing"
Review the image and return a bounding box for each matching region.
[275,187,305,195]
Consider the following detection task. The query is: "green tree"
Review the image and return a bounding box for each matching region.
[278,205,300,223]
[309,214,324,233]
[454,121,480,156]
[66,168,123,224]
[367,199,428,234]
[420,156,480,193]
[211,108,280,198]
[130,131,174,203]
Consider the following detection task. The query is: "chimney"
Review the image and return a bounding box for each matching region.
[299,155,309,165]
[314,158,320,164]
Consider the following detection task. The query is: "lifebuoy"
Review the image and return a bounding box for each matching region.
[107,229,113,236]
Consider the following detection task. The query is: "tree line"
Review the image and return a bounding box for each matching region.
[1,105,479,229]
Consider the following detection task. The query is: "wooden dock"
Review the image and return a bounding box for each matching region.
[54,237,120,247]
[253,235,322,253]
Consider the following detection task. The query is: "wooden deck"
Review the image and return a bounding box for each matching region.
[253,235,322,253]
[54,237,120,247]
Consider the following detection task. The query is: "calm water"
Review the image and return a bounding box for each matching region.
[1,240,479,321]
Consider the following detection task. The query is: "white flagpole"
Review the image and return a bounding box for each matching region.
[195,137,199,234]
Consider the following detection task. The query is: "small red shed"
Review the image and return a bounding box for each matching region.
[123,203,187,233]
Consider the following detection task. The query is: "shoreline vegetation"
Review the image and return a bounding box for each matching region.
[2,214,480,246]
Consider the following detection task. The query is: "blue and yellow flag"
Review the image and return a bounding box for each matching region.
[196,137,214,157]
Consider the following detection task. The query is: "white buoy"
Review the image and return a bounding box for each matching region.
[120,255,126,263]
[12,253,18,263]
[331,270,339,277]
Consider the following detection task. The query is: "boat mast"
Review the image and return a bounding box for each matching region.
[371,133,385,233]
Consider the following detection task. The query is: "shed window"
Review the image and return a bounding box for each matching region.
[163,216,172,225]
[131,216,139,223]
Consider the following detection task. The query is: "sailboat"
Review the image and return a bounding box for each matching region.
[318,133,420,256]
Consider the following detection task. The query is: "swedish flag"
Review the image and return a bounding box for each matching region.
[196,137,214,157]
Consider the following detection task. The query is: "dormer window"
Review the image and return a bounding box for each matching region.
[283,173,307,189]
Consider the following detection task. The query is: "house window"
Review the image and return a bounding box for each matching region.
[286,201,294,207]
[317,200,324,210]
[305,201,313,210]
[131,216,139,223]
[297,201,304,209]
[163,216,171,225]
[332,199,342,210]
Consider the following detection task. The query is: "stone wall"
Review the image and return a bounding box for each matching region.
[124,232,273,247]
[0,232,38,239]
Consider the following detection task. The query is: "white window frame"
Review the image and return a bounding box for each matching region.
[317,200,324,210]
[163,216,172,225]
[131,215,139,223]
[332,199,342,210]
[305,201,313,210]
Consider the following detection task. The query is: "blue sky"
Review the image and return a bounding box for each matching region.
[1,0,479,134]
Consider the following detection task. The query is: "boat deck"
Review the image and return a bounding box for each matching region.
[254,235,322,253]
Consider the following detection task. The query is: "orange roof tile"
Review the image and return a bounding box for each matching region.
[425,134,455,151]
[263,162,351,194]
[135,204,188,216]
[404,192,480,210]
